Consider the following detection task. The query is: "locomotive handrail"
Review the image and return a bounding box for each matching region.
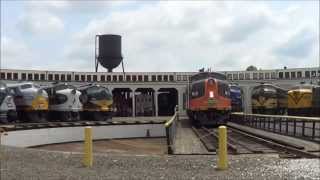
[230,113,320,143]
[231,112,320,121]
[165,105,179,154]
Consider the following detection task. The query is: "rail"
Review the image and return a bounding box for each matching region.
[230,112,320,143]
[165,106,179,154]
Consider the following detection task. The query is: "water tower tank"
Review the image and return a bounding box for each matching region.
[97,34,123,72]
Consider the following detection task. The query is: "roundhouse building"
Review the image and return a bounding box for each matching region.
[1,67,319,115]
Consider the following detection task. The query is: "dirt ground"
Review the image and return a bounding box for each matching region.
[32,138,167,155]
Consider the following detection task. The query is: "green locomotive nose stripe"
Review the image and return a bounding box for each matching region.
[208,99,216,105]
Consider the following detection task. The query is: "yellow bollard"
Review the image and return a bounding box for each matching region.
[217,126,228,170]
[83,126,93,167]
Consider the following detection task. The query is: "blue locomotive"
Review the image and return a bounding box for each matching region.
[229,84,243,112]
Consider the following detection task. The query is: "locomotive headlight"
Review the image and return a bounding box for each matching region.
[209,91,214,98]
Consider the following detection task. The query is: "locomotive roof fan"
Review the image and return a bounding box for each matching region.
[95,34,125,74]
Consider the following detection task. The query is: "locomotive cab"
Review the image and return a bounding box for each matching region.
[288,84,319,117]
[7,82,48,122]
[78,84,113,121]
[0,82,17,123]
[44,83,82,121]
[187,72,231,126]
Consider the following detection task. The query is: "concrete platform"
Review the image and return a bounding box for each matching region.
[174,119,208,154]
[112,116,170,123]
[33,138,167,155]
[1,146,319,180]
[228,122,320,152]
[1,123,165,147]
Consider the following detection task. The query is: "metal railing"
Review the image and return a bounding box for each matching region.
[230,112,320,143]
[165,106,179,154]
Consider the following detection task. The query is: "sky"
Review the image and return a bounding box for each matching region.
[1,0,319,72]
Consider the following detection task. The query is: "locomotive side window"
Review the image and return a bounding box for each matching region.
[191,81,205,99]
[21,84,32,89]
[87,86,112,100]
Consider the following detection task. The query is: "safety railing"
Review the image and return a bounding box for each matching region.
[165,106,179,154]
[230,112,320,143]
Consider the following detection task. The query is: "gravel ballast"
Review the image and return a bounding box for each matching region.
[0,146,319,180]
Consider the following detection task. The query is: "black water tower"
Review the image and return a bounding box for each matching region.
[95,34,123,72]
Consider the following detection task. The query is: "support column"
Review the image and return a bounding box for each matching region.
[177,87,184,115]
[241,85,252,114]
[132,88,136,117]
[154,88,159,117]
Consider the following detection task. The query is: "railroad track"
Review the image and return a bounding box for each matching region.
[0,120,164,132]
[192,126,320,158]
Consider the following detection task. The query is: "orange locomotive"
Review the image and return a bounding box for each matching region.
[187,72,231,126]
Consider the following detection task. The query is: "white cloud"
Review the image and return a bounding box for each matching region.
[62,1,318,72]
[2,1,319,71]
[1,36,33,69]
[17,12,64,35]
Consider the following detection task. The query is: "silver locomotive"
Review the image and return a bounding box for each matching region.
[7,82,49,122]
[0,82,17,123]
[78,84,113,121]
[44,83,82,121]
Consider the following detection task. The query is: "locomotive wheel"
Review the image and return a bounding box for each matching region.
[192,113,201,128]
[72,112,80,121]
[7,110,18,123]
[0,114,8,123]
[93,112,110,121]
[28,111,47,123]
[60,112,73,122]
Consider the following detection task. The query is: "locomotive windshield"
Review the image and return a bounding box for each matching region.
[0,87,7,104]
[54,84,76,91]
[86,86,112,100]
[291,85,313,90]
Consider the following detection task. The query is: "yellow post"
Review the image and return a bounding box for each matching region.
[218,126,228,170]
[83,126,93,167]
